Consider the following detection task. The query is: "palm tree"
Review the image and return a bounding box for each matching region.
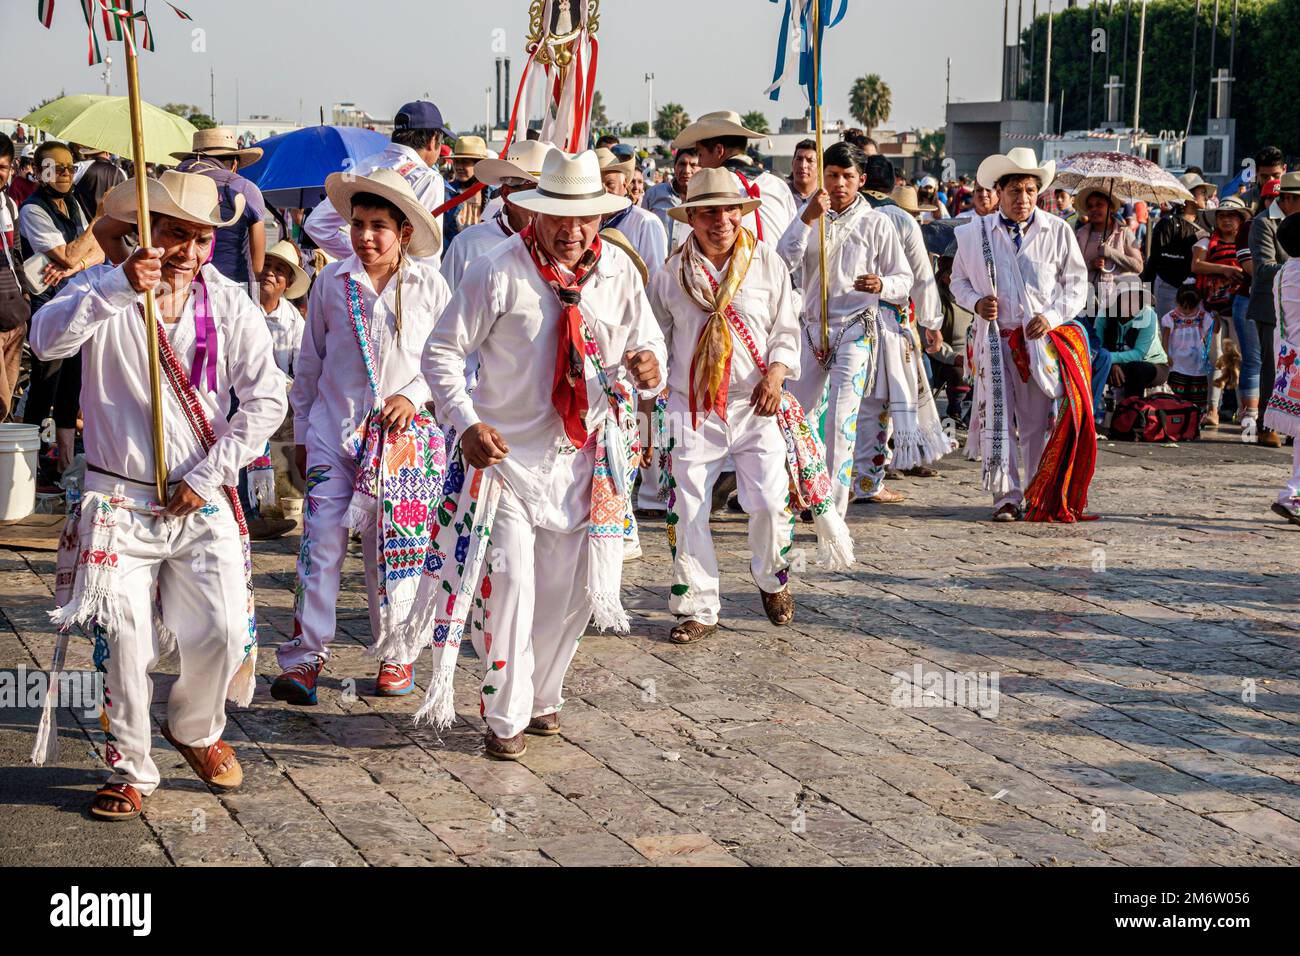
[653,103,691,144]
[916,130,945,174]
[741,110,770,135]
[589,91,610,131]
[849,74,892,135]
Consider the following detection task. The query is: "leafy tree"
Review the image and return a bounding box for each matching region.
[628,121,650,137]
[163,103,217,130]
[849,74,892,134]
[917,130,946,174]
[653,103,691,143]
[28,91,67,113]
[741,110,771,135]
[590,90,610,130]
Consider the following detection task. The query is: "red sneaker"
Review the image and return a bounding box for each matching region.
[271,659,322,705]
[375,661,415,696]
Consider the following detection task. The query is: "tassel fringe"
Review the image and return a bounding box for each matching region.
[413,652,459,732]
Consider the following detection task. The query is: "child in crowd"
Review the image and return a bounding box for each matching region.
[1160,286,1216,414]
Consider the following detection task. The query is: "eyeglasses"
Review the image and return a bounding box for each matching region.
[43,164,76,176]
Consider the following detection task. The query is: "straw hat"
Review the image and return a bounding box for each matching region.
[1179,171,1218,198]
[475,140,555,186]
[451,135,491,161]
[671,110,766,150]
[890,184,937,216]
[263,240,310,298]
[667,167,761,223]
[170,127,263,165]
[1213,195,1253,221]
[509,150,630,217]
[975,147,1056,190]
[324,167,442,258]
[104,170,244,227]
[1074,185,1122,213]
[595,146,635,180]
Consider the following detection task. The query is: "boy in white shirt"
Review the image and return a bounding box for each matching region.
[1160,285,1216,413]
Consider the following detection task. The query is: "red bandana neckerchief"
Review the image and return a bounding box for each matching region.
[521,225,604,448]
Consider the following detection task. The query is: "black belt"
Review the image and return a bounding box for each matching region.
[86,462,182,488]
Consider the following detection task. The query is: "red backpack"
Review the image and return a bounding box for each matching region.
[1109,395,1202,442]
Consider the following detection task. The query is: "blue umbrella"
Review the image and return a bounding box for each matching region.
[241,125,389,208]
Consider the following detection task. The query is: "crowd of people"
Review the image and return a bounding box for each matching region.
[4,101,1298,821]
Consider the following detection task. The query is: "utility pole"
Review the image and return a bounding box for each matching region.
[209,65,215,122]
[101,55,112,96]
[485,87,492,139]
[1043,0,1054,134]
[1206,0,1220,129]
[946,57,952,120]
[1086,0,1096,128]
[1188,0,1201,136]
[1001,0,1008,99]
[1016,1,1024,95]
[644,73,654,152]
[1119,0,1132,120]
[1028,0,1037,99]
[1132,0,1148,140]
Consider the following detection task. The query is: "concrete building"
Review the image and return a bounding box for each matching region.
[945,100,1053,177]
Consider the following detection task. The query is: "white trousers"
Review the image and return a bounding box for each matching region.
[789,328,874,517]
[997,336,1055,509]
[478,448,595,739]
[1281,443,1300,505]
[666,399,793,625]
[86,478,251,796]
[278,446,384,669]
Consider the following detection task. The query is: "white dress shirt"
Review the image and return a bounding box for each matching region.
[604,203,669,276]
[303,143,446,267]
[422,235,667,516]
[649,239,800,402]
[875,202,944,330]
[776,196,913,329]
[441,212,514,293]
[730,167,798,246]
[264,297,305,378]
[292,254,451,454]
[950,211,1088,330]
[30,263,286,501]
[642,179,692,251]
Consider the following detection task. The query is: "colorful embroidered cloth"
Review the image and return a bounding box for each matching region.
[341,272,447,657]
[247,441,276,508]
[1022,322,1099,522]
[1263,268,1300,439]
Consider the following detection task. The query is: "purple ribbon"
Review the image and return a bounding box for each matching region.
[188,273,218,393]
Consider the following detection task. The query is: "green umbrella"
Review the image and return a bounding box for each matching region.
[21,94,197,167]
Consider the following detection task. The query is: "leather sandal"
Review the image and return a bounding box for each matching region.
[865,487,907,504]
[902,465,939,478]
[526,713,561,736]
[761,587,795,626]
[89,782,142,822]
[485,730,528,760]
[669,620,717,644]
[162,724,243,791]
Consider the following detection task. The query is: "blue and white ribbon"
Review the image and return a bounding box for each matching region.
[764,0,848,105]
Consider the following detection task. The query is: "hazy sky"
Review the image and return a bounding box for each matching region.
[4,0,1015,133]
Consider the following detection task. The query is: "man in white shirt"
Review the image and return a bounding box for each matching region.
[642,147,700,252]
[275,170,452,705]
[31,171,286,820]
[950,147,1089,521]
[422,150,665,759]
[672,111,797,246]
[955,182,999,221]
[649,168,800,644]
[304,101,451,268]
[596,147,669,278]
[441,140,553,293]
[778,143,914,515]
[787,139,819,214]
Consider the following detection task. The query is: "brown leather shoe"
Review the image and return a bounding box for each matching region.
[761,587,794,626]
[484,729,528,760]
[669,620,717,644]
[1259,429,1283,448]
[526,713,560,736]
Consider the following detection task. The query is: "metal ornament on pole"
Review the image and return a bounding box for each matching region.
[122,15,169,502]
[811,0,830,358]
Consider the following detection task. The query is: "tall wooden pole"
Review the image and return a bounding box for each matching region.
[122,17,168,502]
[811,0,829,357]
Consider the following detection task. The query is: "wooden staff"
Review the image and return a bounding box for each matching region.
[811,0,830,357]
[122,14,168,502]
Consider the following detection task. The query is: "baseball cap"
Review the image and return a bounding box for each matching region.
[394,101,454,138]
[610,143,635,160]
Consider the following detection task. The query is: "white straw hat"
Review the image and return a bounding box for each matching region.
[666,167,760,223]
[672,110,766,150]
[104,170,244,227]
[324,167,442,258]
[474,140,556,187]
[508,149,630,217]
[976,147,1057,191]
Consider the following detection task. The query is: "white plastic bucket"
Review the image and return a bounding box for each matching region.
[0,423,42,521]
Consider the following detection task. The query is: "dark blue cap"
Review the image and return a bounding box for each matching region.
[394,101,453,137]
[610,143,635,159]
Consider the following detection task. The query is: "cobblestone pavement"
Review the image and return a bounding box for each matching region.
[2,432,1298,866]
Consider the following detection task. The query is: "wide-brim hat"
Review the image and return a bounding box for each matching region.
[667,167,761,223]
[1179,172,1218,198]
[672,110,766,150]
[890,184,936,216]
[324,167,442,258]
[509,149,630,217]
[104,169,244,227]
[595,146,635,180]
[1212,195,1253,221]
[1277,171,1300,195]
[263,239,310,298]
[1074,185,1122,213]
[976,147,1056,190]
[451,135,491,161]
[475,140,555,187]
[170,126,263,165]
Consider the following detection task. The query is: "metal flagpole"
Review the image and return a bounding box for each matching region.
[122,12,168,502]
[811,0,830,357]
[1132,0,1148,136]
[1042,0,1053,134]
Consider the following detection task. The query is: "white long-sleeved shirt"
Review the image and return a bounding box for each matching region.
[725,165,798,247]
[422,234,666,517]
[302,143,446,267]
[292,253,450,454]
[949,210,1088,331]
[603,203,669,276]
[649,239,800,404]
[440,212,514,293]
[263,297,305,378]
[30,263,286,502]
[641,179,693,251]
[776,196,913,329]
[875,202,944,330]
